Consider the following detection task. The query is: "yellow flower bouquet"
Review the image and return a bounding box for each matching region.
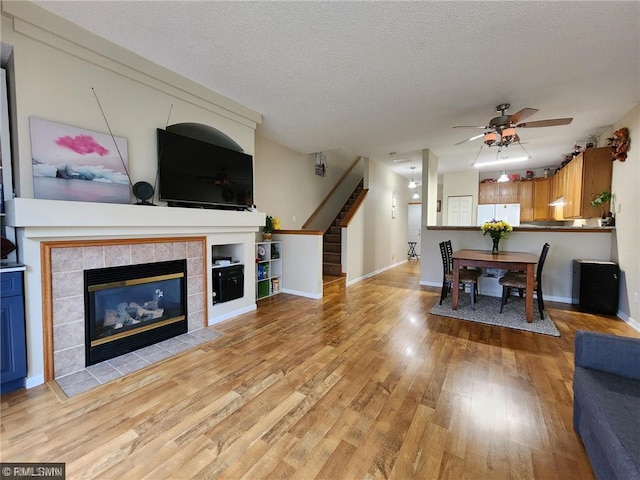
[481,219,513,254]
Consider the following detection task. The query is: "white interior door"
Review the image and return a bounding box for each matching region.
[407,204,421,253]
[447,195,473,226]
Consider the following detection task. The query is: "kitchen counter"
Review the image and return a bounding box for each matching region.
[0,261,26,273]
[427,226,614,233]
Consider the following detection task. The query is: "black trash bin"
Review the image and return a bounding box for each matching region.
[572,260,619,315]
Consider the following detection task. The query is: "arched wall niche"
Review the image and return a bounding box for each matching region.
[166,122,244,152]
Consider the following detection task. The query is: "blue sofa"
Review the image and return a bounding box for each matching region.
[573,330,640,479]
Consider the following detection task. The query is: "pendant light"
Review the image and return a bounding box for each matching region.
[497,171,509,183]
[408,166,417,189]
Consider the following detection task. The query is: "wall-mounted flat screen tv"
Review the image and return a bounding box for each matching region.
[157,128,253,210]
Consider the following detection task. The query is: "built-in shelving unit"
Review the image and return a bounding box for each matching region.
[256,241,282,300]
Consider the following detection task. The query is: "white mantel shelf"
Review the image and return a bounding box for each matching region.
[5,198,264,237]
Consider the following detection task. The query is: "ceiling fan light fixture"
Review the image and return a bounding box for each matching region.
[502,127,517,144]
[483,132,497,146]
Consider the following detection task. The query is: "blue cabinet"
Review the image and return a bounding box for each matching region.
[1,270,27,394]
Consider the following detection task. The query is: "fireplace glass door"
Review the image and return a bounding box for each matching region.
[85,259,187,365]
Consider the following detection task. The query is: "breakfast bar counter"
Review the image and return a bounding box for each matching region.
[427,226,614,233]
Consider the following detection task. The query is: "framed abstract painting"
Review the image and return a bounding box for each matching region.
[29,117,131,204]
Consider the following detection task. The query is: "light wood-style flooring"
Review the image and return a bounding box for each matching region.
[2,261,638,479]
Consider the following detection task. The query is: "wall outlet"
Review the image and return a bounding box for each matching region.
[616,203,622,213]
[633,292,639,304]
[292,215,296,223]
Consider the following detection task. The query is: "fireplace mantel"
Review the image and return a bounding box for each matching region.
[5,198,265,237]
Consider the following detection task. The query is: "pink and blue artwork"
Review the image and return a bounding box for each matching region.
[29,117,131,204]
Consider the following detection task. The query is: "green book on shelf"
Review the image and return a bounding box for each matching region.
[258,281,270,298]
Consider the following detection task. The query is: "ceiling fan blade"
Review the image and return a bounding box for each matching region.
[508,107,538,125]
[517,118,573,128]
[455,133,484,145]
[452,125,489,129]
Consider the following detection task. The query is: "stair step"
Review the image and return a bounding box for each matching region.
[328,226,341,235]
[323,263,342,277]
[324,243,341,254]
[323,275,346,295]
[324,234,341,244]
[323,252,341,264]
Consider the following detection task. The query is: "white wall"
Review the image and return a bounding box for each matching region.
[2,2,260,202]
[343,197,366,285]
[362,158,410,274]
[254,136,359,230]
[274,232,323,298]
[609,103,640,325]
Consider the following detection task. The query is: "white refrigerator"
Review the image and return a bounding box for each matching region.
[477,203,521,226]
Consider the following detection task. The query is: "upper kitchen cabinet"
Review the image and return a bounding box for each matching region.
[478,182,499,205]
[533,178,552,221]
[478,181,519,205]
[563,147,612,219]
[519,180,534,222]
[551,167,567,220]
[498,181,519,204]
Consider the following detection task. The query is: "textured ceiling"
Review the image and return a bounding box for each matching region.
[31,1,640,180]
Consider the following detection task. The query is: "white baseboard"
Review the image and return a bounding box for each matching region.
[617,310,640,333]
[281,288,322,299]
[208,304,256,325]
[348,259,408,286]
[26,374,45,389]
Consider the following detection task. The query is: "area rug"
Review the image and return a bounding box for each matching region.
[430,294,560,337]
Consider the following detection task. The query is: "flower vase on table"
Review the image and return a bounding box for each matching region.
[491,236,500,254]
[481,219,513,254]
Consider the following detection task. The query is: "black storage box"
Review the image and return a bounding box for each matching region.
[212,264,244,304]
[572,260,619,315]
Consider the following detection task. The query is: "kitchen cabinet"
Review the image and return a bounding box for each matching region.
[478,182,499,205]
[551,167,566,220]
[533,178,552,221]
[564,147,612,219]
[478,181,519,205]
[499,181,519,204]
[1,269,27,394]
[519,180,534,222]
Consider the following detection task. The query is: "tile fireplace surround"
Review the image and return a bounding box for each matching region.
[4,197,264,388]
[49,238,206,380]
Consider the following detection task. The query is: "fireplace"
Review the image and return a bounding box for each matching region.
[84,259,188,366]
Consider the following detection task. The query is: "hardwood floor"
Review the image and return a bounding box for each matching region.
[2,261,638,479]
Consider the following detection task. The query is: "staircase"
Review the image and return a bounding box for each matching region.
[322,180,364,283]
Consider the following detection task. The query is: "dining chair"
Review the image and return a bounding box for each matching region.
[439,240,482,310]
[499,243,551,319]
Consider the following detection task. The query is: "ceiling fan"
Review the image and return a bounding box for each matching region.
[453,103,573,147]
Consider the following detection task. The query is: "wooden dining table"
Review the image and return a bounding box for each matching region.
[451,249,539,323]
